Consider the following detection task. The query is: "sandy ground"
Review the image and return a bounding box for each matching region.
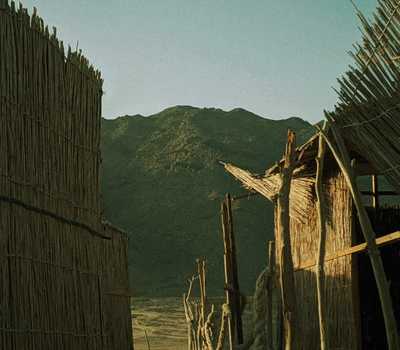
[131,296,254,350]
[132,297,188,350]
[134,338,187,350]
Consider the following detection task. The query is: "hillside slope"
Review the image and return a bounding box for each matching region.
[101,106,313,296]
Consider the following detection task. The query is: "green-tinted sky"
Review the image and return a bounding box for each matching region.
[22,0,377,122]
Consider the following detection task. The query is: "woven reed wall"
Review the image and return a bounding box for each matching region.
[0,2,133,349]
[0,0,102,229]
[0,205,132,349]
[275,171,359,349]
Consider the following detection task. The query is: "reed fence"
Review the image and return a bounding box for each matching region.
[0,0,103,230]
[0,2,133,349]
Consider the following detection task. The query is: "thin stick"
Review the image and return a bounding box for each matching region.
[204,304,216,350]
[183,275,197,350]
[144,329,151,350]
[216,304,229,350]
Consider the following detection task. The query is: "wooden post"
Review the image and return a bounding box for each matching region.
[226,193,244,345]
[266,241,276,350]
[319,120,400,350]
[372,175,379,210]
[221,201,234,350]
[197,259,206,327]
[197,258,208,349]
[278,130,298,350]
[315,131,328,350]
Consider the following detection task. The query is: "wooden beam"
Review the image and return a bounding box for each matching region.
[295,231,400,272]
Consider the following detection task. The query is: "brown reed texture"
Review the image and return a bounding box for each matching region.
[329,0,400,194]
[0,1,133,349]
[0,0,103,230]
[224,146,361,348]
[278,170,359,350]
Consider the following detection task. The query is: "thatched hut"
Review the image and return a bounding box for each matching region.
[223,132,400,349]
[0,2,133,349]
[222,1,400,349]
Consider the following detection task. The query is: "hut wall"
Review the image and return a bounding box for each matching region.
[275,171,359,349]
[0,207,132,349]
[0,0,102,229]
[0,2,133,349]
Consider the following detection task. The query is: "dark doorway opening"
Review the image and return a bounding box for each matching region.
[356,207,400,349]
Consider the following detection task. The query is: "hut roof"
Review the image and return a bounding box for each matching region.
[328,0,400,194]
[222,129,380,222]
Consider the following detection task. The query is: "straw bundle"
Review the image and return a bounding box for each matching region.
[222,162,315,222]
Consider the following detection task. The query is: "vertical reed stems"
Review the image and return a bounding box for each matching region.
[319,121,400,350]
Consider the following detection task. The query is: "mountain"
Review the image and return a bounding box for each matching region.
[100,106,314,296]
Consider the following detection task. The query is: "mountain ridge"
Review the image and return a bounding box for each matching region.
[100,106,314,296]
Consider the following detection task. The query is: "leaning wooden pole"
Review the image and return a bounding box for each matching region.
[319,119,400,350]
[221,201,234,350]
[315,130,328,350]
[226,193,244,345]
[278,130,298,350]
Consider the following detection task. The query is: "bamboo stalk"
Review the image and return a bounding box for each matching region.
[319,121,400,350]
[315,129,328,350]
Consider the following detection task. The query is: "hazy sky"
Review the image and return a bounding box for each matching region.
[21,0,377,122]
